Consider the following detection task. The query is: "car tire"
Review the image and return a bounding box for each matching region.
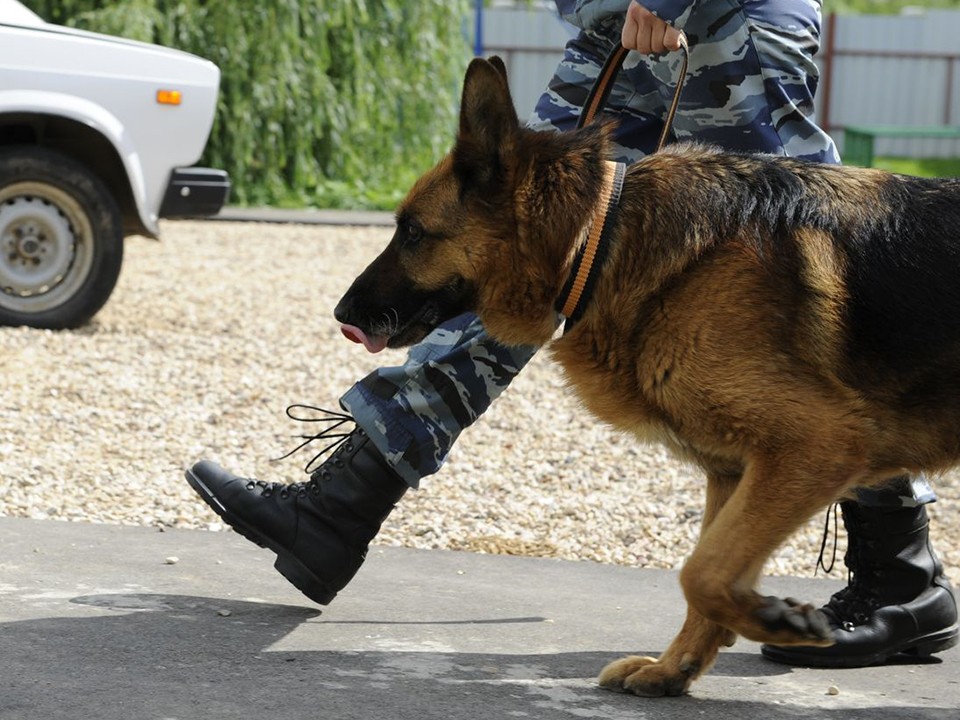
[0,146,123,329]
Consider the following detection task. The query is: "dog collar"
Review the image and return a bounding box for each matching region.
[555,160,626,334]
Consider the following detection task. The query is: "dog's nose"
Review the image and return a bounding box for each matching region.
[333,295,352,324]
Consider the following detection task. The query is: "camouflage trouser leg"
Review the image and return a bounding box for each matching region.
[855,475,937,508]
[340,313,537,487]
[532,0,840,163]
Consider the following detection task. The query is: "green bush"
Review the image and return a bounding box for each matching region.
[874,157,960,178]
[833,0,958,13]
[25,0,471,209]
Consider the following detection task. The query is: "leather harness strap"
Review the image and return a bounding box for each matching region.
[555,34,689,333]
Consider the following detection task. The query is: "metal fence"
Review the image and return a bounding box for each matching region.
[481,4,960,159]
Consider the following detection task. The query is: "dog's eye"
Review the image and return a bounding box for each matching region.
[404,219,424,246]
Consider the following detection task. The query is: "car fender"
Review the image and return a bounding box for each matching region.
[0,88,155,235]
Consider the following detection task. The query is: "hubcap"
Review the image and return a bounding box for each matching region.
[0,182,95,314]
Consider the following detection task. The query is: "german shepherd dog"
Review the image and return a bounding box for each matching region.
[335,56,960,696]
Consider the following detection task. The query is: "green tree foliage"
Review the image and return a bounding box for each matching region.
[831,0,959,13]
[25,1,471,208]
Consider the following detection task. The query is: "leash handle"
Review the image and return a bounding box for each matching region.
[576,44,630,131]
[577,32,689,154]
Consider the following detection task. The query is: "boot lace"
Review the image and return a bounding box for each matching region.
[239,406,361,498]
[274,405,360,474]
[815,503,882,629]
[815,502,840,575]
[826,564,883,630]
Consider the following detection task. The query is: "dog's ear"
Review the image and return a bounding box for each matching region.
[487,55,508,83]
[454,56,519,194]
[459,56,517,141]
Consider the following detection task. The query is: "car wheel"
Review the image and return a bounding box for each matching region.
[0,146,123,329]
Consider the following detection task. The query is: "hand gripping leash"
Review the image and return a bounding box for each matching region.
[576,32,690,150]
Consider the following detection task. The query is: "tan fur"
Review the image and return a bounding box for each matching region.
[336,57,960,697]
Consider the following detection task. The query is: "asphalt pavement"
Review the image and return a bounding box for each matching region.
[1,516,958,720]
[5,207,959,718]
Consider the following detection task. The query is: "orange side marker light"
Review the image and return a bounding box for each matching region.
[156,89,182,105]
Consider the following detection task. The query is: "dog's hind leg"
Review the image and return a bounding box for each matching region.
[599,471,742,697]
[678,447,867,648]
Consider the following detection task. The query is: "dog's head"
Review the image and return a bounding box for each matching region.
[335,56,612,352]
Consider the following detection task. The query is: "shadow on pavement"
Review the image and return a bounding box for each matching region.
[0,593,954,720]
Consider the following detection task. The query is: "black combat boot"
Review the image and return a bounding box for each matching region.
[761,501,958,667]
[185,413,408,605]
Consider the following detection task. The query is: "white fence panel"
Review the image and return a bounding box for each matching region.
[483,4,572,119]
[829,10,960,158]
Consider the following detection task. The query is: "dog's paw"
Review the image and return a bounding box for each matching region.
[598,655,699,697]
[754,595,834,645]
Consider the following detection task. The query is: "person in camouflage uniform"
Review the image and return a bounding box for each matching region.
[537,0,838,163]
[187,0,957,667]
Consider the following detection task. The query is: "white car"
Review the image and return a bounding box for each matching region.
[0,0,230,328]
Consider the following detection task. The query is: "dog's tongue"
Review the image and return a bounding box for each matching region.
[340,324,388,354]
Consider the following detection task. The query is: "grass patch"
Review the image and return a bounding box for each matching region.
[873,157,960,178]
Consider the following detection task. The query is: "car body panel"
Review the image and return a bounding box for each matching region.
[0,1,225,235]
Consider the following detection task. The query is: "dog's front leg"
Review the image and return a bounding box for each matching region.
[679,449,865,647]
[599,472,741,697]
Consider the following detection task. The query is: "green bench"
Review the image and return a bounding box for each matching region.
[843,125,960,168]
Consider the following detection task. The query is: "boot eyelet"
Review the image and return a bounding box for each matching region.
[334,459,344,468]
[279,489,290,499]
[245,481,256,491]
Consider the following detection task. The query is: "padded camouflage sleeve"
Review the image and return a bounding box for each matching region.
[555,0,694,29]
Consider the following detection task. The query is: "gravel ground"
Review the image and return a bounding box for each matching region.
[2,219,958,586]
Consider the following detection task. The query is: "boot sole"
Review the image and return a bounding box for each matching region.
[761,624,960,668]
[184,468,337,606]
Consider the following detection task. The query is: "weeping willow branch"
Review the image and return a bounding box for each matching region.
[25,0,471,209]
